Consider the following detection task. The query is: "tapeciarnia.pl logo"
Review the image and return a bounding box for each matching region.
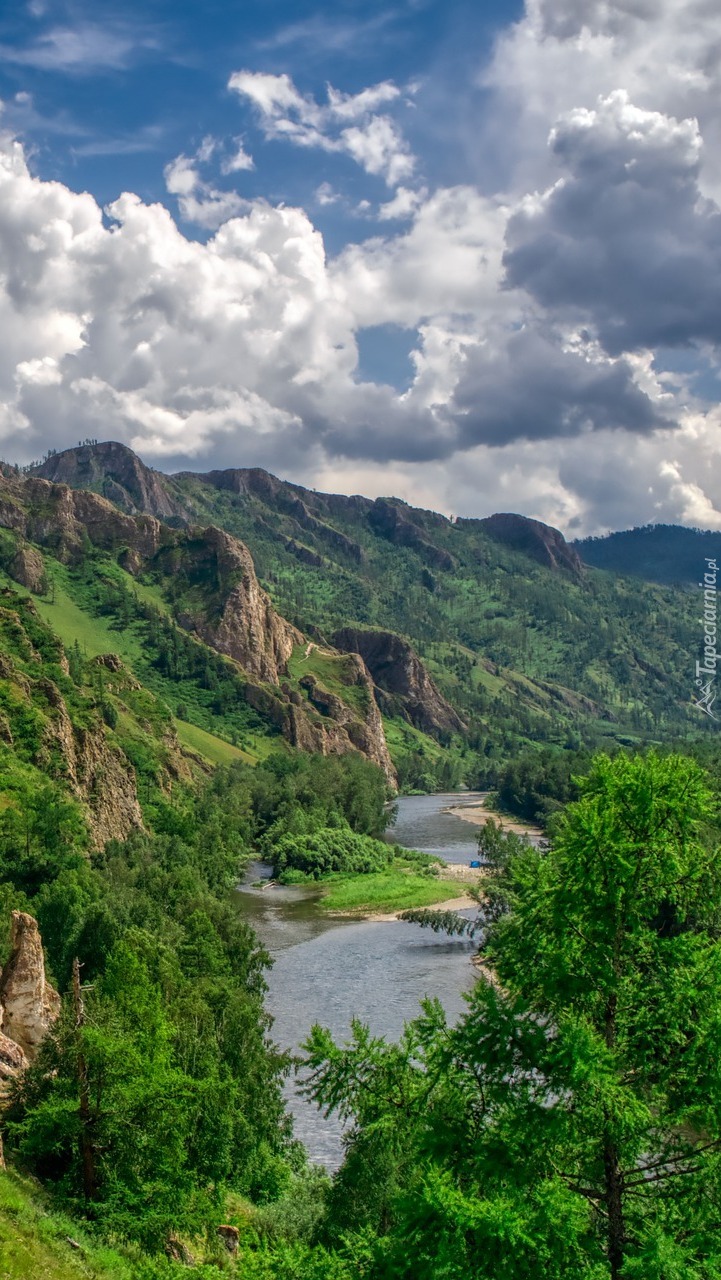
[694,557,719,721]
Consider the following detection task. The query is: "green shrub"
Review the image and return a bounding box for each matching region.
[272,826,393,879]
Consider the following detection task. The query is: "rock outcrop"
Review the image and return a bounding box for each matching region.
[291,653,396,785]
[0,597,145,847]
[0,473,170,567]
[0,1025,28,1085]
[39,697,145,847]
[31,442,187,523]
[0,912,60,1062]
[172,527,303,684]
[334,627,465,738]
[0,471,396,778]
[8,545,47,594]
[472,513,583,574]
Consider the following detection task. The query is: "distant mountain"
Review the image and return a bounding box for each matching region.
[574,524,720,585]
[6,441,715,780]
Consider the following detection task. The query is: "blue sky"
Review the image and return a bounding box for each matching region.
[0,0,520,238]
[1,0,721,535]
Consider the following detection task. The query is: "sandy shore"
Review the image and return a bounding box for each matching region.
[445,800,543,839]
[330,893,479,923]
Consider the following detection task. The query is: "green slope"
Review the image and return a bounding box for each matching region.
[160,469,715,756]
[0,1169,145,1280]
[10,445,721,785]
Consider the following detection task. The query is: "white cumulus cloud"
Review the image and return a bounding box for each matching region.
[228,70,415,187]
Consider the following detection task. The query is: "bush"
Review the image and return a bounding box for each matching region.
[272,826,393,880]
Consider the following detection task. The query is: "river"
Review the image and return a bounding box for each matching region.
[235,793,486,1168]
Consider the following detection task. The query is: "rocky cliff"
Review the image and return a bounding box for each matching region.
[334,627,465,738]
[0,603,145,846]
[37,668,146,847]
[0,475,395,781]
[0,473,169,566]
[0,474,298,685]
[31,441,187,524]
[290,651,396,784]
[169,527,303,684]
[470,513,583,574]
[0,912,60,1066]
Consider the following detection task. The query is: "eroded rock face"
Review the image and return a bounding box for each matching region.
[0,1027,28,1084]
[8,545,47,594]
[177,527,303,684]
[31,441,187,523]
[288,653,396,786]
[334,627,465,739]
[0,912,60,1062]
[37,682,144,848]
[0,473,169,567]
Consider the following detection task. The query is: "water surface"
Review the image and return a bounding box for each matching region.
[235,793,482,1167]
[386,790,488,863]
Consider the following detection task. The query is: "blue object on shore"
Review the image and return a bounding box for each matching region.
[469,859,481,868]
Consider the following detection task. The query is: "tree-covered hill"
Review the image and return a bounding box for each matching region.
[14,442,720,772]
[574,522,721,584]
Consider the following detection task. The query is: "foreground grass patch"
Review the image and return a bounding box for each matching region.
[319,869,471,915]
[0,1169,138,1280]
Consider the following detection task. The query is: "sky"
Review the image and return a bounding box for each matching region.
[1,0,721,535]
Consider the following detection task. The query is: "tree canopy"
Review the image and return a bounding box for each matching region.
[304,752,721,1278]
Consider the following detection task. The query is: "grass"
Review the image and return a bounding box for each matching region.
[33,575,137,662]
[173,717,254,766]
[0,1168,137,1279]
[286,643,371,717]
[319,868,472,915]
[28,564,280,767]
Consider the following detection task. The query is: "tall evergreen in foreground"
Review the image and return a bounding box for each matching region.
[306,752,721,1278]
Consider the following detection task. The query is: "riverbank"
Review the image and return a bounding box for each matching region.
[445,797,543,839]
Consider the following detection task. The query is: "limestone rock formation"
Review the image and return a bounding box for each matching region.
[287,653,396,785]
[334,627,465,738]
[0,473,170,568]
[0,912,60,1062]
[0,470,397,778]
[34,670,145,847]
[8,545,47,594]
[0,1026,28,1085]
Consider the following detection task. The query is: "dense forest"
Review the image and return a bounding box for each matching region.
[3,741,721,1277]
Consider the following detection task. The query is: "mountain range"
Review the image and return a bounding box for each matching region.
[0,440,714,835]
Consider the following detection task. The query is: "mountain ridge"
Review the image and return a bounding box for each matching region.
[0,469,399,784]
[5,441,718,779]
